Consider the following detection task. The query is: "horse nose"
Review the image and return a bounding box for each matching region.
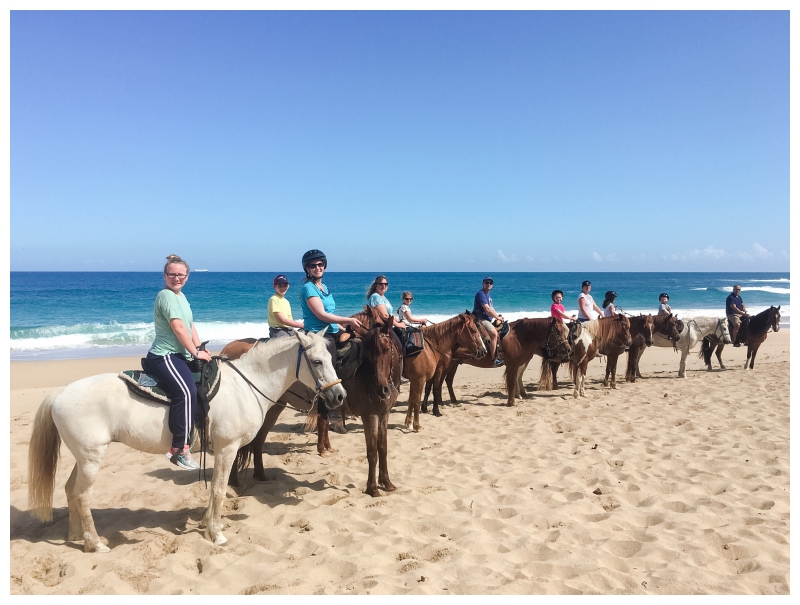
[380,385,390,398]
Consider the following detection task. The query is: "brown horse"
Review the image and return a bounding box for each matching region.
[598,314,655,389]
[424,316,572,408]
[569,315,632,398]
[225,307,404,496]
[625,313,682,382]
[403,312,487,432]
[699,305,781,371]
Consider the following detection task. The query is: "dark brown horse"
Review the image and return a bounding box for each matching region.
[625,313,682,382]
[594,314,655,389]
[700,305,781,371]
[226,307,404,496]
[569,315,632,398]
[423,316,572,408]
[403,312,487,432]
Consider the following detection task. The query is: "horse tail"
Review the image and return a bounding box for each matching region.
[304,402,319,433]
[234,444,252,480]
[537,357,554,391]
[698,337,712,363]
[28,390,62,522]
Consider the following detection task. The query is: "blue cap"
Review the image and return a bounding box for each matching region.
[273,274,289,286]
[483,276,493,283]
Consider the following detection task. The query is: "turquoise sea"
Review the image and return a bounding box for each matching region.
[10,272,790,360]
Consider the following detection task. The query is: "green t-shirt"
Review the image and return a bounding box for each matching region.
[149,289,194,357]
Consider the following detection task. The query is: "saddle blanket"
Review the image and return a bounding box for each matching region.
[119,359,221,405]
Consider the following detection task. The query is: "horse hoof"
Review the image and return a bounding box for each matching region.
[433,411,442,417]
[213,534,228,546]
[365,488,382,498]
[86,542,110,553]
[381,482,397,492]
[505,402,515,407]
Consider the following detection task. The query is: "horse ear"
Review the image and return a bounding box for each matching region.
[318,326,329,337]
[777,305,781,310]
[381,317,393,333]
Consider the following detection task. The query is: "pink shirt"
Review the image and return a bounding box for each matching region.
[551,302,566,318]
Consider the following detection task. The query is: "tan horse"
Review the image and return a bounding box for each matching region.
[403,312,487,432]
[569,315,632,398]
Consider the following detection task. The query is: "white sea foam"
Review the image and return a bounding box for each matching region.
[10,308,789,360]
[691,286,790,295]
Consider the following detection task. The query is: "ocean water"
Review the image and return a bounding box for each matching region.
[10,272,789,360]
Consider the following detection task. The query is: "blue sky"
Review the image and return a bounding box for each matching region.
[10,10,790,272]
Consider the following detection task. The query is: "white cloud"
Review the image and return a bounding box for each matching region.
[498,249,518,263]
[592,251,603,262]
[703,246,725,259]
[752,242,772,258]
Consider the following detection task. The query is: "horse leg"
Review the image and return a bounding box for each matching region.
[64,464,83,542]
[504,363,518,406]
[405,379,423,432]
[715,344,726,370]
[71,445,110,553]
[252,404,284,480]
[609,354,618,388]
[551,361,560,389]
[316,416,335,456]
[748,345,758,369]
[202,442,238,547]
[362,414,381,497]
[580,358,589,397]
[377,413,396,493]
[603,360,611,387]
[445,363,458,404]
[678,346,688,378]
[431,374,445,417]
[635,347,644,379]
[517,365,526,399]
[421,378,432,413]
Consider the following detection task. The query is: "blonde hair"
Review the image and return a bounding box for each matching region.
[163,254,190,274]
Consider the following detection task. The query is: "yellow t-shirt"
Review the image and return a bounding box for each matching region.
[268,294,293,328]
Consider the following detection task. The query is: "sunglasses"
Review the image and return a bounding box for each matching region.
[403,297,413,301]
[377,282,388,287]
[308,262,325,269]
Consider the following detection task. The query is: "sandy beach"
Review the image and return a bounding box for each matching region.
[9,331,790,595]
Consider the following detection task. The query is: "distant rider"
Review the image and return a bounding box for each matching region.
[473,276,504,367]
[577,280,604,323]
[268,274,304,339]
[550,290,577,322]
[726,284,748,346]
[658,293,672,315]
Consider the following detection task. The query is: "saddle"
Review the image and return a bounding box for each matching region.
[395,326,424,358]
[119,358,221,406]
[728,315,750,346]
[335,337,363,379]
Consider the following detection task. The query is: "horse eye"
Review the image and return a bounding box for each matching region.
[314,359,323,365]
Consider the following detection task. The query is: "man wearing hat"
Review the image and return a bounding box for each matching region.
[577,280,604,323]
[268,274,305,338]
[473,276,505,367]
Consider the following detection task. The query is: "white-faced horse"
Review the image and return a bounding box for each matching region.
[650,316,731,377]
[28,331,345,552]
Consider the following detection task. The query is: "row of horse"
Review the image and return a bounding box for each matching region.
[26,304,781,552]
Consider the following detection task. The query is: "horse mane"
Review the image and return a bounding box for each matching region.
[512,317,555,345]
[422,313,465,344]
[746,306,778,336]
[581,316,624,345]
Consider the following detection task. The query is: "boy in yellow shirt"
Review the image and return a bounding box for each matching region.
[268,274,304,338]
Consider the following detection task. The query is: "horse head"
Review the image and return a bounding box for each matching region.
[662,313,681,343]
[544,317,572,361]
[641,314,655,347]
[616,314,633,348]
[459,312,488,359]
[296,331,347,408]
[718,317,732,344]
[771,306,782,332]
[674,316,685,334]
[362,317,401,400]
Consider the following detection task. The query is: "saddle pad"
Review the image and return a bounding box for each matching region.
[119,370,170,403]
[119,359,221,405]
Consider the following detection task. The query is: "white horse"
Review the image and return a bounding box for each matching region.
[27,330,345,552]
[651,316,731,377]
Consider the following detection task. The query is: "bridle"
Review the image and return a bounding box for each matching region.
[541,320,571,360]
[217,332,341,408]
[365,331,400,405]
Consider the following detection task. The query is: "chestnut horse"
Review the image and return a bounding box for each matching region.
[225,308,404,496]
[569,315,632,398]
[594,314,655,389]
[423,316,572,408]
[625,313,682,382]
[699,305,781,371]
[403,312,487,432]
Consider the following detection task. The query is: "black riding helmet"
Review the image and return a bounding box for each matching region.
[551,289,564,300]
[301,249,327,272]
[605,290,617,301]
[659,292,669,300]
